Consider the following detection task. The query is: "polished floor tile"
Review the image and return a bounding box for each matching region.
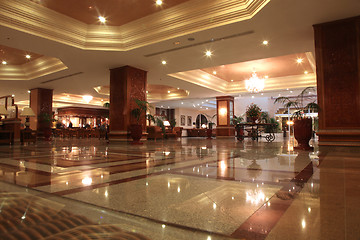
[0,136,359,239]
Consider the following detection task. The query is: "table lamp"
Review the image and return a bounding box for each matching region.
[20,107,36,130]
[0,105,9,128]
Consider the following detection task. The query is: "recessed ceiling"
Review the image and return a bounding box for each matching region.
[201,53,315,82]
[94,84,189,101]
[0,44,42,65]
[30,0,191,26]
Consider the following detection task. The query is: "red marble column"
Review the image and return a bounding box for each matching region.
[314,16,360,146]
[216,96,235,137]
[108,66,147,141]
[30,88,53,138]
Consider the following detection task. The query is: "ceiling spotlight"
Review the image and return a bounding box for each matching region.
[161,60,167,65]
[177,87,180,90]
[11,94,15,97]
[304,71,308,74]
[213,71,217,75]
[25,54,31,59]
[230,79,234,82]
[2,60,7,65]
[146,90,148,93]
[251,96,254,99]
[206,100,208,102]
[98,16,106,23]
[168,90,170,93]
[264,75,269,79]
[181,102,183,104]
[206,108,208,110]
[297,58,303,63]
[205,50,212,57]
[156,0,163,5]
[27,90,31,93]
[290,91,293,93]
[262,40,269,45]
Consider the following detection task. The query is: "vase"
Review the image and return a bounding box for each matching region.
[129,124,143,145]
[294,118,313,150]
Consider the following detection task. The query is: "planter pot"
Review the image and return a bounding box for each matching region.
[206,129,212,139]
[294,118,313,150]
[129,124,143,145]
[235,124,244,141]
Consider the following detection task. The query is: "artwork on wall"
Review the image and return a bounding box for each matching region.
[187,116,192,126]
[180,115,185,126]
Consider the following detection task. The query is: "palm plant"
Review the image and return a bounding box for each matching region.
[130,99,154,125]
[274,87,319,119]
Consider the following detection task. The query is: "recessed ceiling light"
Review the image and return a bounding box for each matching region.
[206,100,208,102]
[290,91,293,93]
[27,90,31,93]
[161,60,167,65]
[261,93,263,95]
[202,102,204,104]
[98,16,106,23]
[304,71,308,74]
[286,88,289,90]
[2,60,7,65]
[156,0,163,6]
[11,94,15,97]
[265,75,269,79]
[25,54,31,59]
[146,91,148,93]
[252,96,254,99]
[262,40,269,45]
[161,105,164,108]
[206,108,208,110]
[168,91,170,93]
[230,79,233,82]
[297,58,303,63]
[181,102,183,104]
[177,87,180,90]
[213,71,216,75]
[205,50,212,57]
[197,104,199,106]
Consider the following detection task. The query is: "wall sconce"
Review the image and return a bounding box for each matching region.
[20,107,36,130]
[219,108,227,116]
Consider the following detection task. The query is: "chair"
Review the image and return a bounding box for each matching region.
[147,126,163,140]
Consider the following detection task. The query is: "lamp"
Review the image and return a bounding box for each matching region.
[0,105,9,128]
[163,120,170,127]
[245,71,265,93]
[20,107,36,130]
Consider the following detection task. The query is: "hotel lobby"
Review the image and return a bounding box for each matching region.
[1,0,360,239]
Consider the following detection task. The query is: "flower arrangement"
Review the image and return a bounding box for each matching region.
[246,103,262,122]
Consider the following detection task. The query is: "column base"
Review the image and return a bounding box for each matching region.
[317,129,360,146]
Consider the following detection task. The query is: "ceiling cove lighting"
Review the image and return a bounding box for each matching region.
[245,71,265,93]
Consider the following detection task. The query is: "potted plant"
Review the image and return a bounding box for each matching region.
[39,112,53,141]
[130,99,154,144]
[274,87,319,150]
[246,103,262,123]
[204,114,216,139]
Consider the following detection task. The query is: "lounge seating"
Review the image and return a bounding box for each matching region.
[147,126,163,140]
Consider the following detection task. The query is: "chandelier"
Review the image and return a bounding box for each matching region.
[245,71,265,93]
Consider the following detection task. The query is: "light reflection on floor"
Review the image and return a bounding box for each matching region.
[0,136,359,239]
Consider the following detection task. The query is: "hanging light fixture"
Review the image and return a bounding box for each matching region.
[245,71,265,93]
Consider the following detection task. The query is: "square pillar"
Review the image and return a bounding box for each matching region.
[314,16,360,146]
[216,96,235,137]
[108,65,147,142]
[30,88,53,138]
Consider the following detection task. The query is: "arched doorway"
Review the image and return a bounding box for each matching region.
[196,114,208,128]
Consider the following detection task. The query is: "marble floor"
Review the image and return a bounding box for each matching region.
[0,136,360,239]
